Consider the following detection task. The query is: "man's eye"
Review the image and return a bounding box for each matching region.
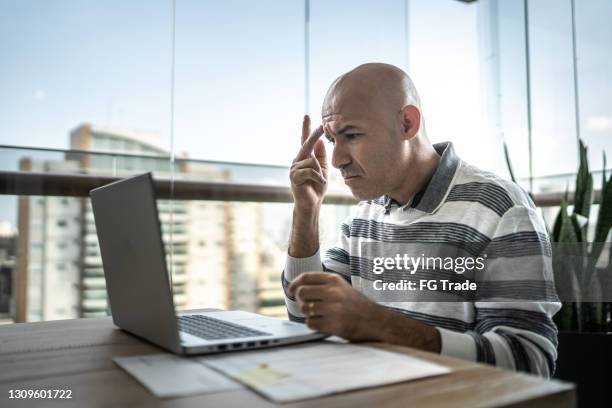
[345,133,361,140]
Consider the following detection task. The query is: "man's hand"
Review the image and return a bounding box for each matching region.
[288,272,378,340]
[290,115,327,212]
[288,272,442,352]
[287,116,326,257]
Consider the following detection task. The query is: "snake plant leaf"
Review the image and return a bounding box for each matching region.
[552,210,562,242]
[559,199,580,243]
[594,152,612,244]
[503,141,517,183]
[555,200,584,331]
[573,139,593,220]
[571,213,584,243]
[589,152,612,270]
[552,189,570,242]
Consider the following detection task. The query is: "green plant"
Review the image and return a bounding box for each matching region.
[503,139,612,332]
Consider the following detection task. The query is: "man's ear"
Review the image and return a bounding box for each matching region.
[401,105,421,140]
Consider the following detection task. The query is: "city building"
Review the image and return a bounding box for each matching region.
[0,222,17,324]
[15,125,261,321]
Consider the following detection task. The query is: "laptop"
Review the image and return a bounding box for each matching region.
[90,172,324,355]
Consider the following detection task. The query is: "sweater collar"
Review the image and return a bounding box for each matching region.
[383,141,460,214]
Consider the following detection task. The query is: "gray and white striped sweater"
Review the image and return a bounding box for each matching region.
[283,142,560,378]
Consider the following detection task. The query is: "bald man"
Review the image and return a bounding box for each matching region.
[283,63,559,377]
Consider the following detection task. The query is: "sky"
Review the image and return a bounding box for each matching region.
[0,0,497,168]
[0,0,611,229]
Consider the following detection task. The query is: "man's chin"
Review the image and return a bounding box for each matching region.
[346,186,380,201]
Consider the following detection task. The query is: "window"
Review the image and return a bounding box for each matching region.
[1,1,610,325]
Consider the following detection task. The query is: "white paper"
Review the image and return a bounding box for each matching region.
[113,354,242,398]
[200,343,451,403]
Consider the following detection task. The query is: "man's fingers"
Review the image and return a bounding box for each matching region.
[313,139,327,168]
[300,301,326,318]
[296,125,325,161]
[290,168,326,186]
[301,115,310,144]
[288,272,334,296]
[306,315,333,333]
[295,285,326,302]
[291,157,323,175]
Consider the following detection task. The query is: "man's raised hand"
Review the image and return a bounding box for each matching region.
[290,115,328,211]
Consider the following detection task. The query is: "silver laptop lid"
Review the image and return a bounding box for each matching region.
[90,172,181,353]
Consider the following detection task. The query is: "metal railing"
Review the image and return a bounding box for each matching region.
[0,170,356,204]
[0,144,605,206]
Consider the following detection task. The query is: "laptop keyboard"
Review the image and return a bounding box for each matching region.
[177,315,271,340]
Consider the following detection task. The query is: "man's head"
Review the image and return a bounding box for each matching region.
[321,63,434,201]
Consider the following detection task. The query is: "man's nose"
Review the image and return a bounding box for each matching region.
[331,144,351,169]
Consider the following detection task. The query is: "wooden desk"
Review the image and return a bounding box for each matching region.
[0,316,574,407]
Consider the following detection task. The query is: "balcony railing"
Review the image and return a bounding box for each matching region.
[0,170,358,205]
[0,142,604,207]
[0,144,356,205]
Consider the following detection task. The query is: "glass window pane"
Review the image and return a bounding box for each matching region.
[529,0,578,178]
[173,0,304,166]
[0,1,173,152]
[575,0,612,171]
[480,0,531,182]
[410,1,506,176]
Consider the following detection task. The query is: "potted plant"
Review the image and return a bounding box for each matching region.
[504,139,612,407]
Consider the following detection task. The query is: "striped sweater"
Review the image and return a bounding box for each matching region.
[283,142,560,378]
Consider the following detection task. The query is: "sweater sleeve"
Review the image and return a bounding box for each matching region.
[438,206,560,378]
[282,219,353,322]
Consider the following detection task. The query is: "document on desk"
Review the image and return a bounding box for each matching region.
[113,354,242,398]
[200,343,451,403]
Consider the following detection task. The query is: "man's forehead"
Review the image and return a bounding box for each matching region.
[322,87,390,122]
[321,113,367,136]
[321,98,371,124]
[323,86,370,111]
[321,102,386,127]
[322,112,354,126]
